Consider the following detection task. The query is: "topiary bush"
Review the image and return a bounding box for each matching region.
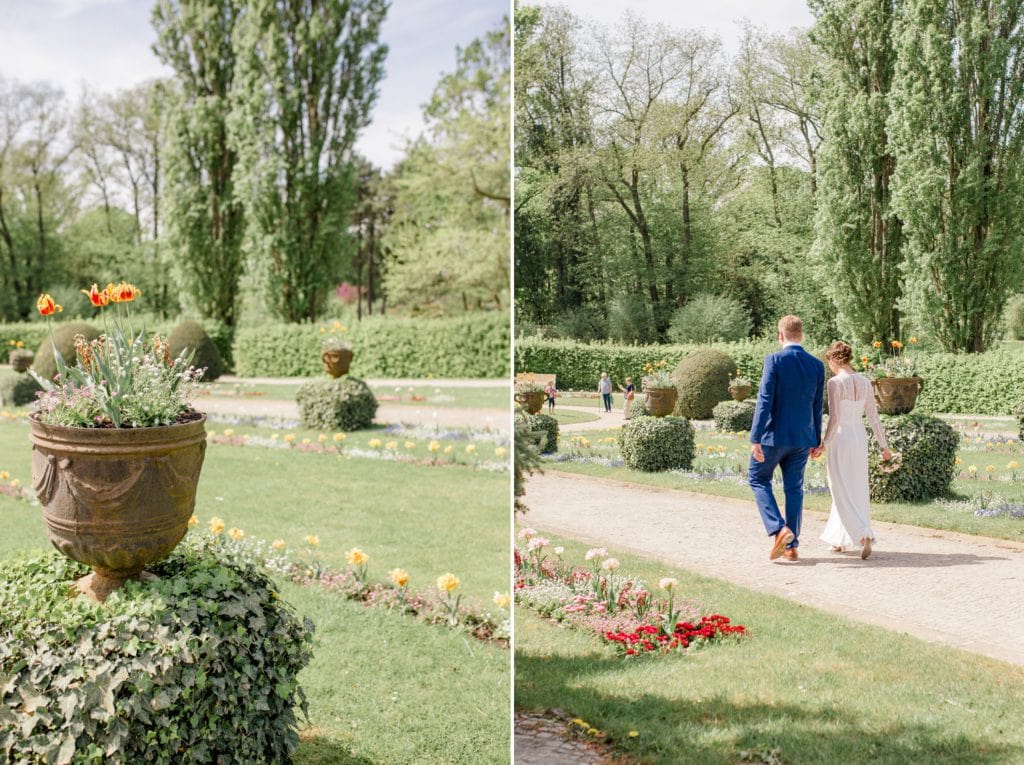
[619,416,695,472]
[296,377,378,431]
[168,320,224,382]
[0,371,43,406]
[33,321,102,382]
[0,542,314,764]
[671,348,735,419]
[1016,401,1024,442]
[667,294,752,344]
[520,412,559,453]
[712,400,756,432]
[868,414,959,502]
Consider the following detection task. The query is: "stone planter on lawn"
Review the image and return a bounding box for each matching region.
[322,348,354,378]
[645,387,678,417]
[872,377,924,415]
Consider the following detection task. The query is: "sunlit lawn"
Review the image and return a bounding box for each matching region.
[551,408,600,425]
[515,536,1024,765]
[543,426,1024,542]
[0,409,510,764]
[199,380,509,409]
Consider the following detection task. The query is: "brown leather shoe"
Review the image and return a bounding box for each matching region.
[769,527,794,560]
[783,547,799,562]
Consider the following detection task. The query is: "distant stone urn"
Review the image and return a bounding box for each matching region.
[322,349,354,378]
[29,413,207,602]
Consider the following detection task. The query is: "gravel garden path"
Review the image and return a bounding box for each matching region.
[521,471,1024,667]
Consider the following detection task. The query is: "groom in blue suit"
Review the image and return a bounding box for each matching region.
[749,315,825,562]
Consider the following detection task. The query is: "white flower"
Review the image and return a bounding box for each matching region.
[584,547,607,561]
[527,536,550,552]
[554,546,565,555]
[659,577,678,591]
[600,558,620,571]
[517,527,537,540]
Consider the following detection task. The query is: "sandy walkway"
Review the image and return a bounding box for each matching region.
[521,471,1024,666]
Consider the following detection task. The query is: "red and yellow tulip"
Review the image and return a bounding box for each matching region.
[81,283,110,308]
[36,294,62,316]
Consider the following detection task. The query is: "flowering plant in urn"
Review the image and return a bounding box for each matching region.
[29,282,208,601]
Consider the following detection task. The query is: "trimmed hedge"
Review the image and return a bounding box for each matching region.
[1017,402,1024,441]
[0,545,314,764]
[168,320,224,381]
[295,377,378,431]
[516,337,1024,415]
[520,412,559,453]
[712,400,756,432]
[868,414,959,502]
[33,322,102,382]
[671,349,735,420]
[619,416,695,472]
[0,372,42,406]
[235,314,508,378]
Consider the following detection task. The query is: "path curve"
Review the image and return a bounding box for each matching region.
[195,396,508,430]
[522,471,1024,666]
[218,374,506,388]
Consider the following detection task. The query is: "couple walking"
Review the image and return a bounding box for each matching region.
[750,316,891,562]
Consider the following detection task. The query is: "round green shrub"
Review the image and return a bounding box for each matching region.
[712,400,756,432]
[0,543,314,764]
[868,414,959,502]
[619,415,695,472]
[296,376,378,431]
[520,412,559,453]
[667,294,752,344]
[1016,401,1024,441]
[168,319,224,382]
[671,348,735,419]
[0,372,43,406]
[33,321,101,382]
[627,395,648,418]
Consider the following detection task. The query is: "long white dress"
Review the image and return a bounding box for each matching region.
[821,371,889,547]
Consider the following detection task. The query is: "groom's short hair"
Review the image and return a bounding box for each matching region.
[778,315,804,340]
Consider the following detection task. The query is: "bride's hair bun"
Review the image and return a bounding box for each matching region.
[825,340,853,365]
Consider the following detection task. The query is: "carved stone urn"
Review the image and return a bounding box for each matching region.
[872,377,925,415]
[322,349,354,378]
[644,387,678,417]
[29,413,207,602]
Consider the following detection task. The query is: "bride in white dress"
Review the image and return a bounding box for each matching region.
[820,341,892,559]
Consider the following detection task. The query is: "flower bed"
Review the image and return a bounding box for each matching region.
[514,532,745,657]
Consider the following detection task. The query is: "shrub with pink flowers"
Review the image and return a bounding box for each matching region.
[514,532,747,657]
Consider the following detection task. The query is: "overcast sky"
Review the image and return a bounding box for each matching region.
[0,0,506,170]
[536,0,813,50]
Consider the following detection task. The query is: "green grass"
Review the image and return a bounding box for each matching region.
[544,427,1024,543]
[0,413,510,763]
[551,408,600,425]
[200,381,509,409]
[515,535,1024,765]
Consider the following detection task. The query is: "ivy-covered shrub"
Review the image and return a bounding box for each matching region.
[167,320,224,381]
[0,544,314,764]
[671,348,735,419]
[712,400,756,432]
[0,371,42,406]
[627,395,649,418]
[868,414,959,502]
[296,377,378,431]
[234,313,508,378]
[520,412,559,453]
[33,322,102,382]
[619,416,695,472]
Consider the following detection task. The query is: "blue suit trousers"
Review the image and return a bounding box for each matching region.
[749,445,809,547]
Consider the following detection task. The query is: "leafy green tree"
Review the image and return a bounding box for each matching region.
[809,0,904,345]
[890,0,1024,351]
[384,19,509,314]
[668,294,752,343]
[152,0,246,328]
[230,0,387,322]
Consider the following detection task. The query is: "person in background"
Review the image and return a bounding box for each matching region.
[621,377,635,420]
[544,381,557,413]
[598,372,613,413]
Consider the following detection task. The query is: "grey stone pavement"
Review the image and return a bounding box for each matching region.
[514,711,621,765]
[521,471,1024,667]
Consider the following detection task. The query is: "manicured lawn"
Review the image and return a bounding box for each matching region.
[200,380,509,409]
[551,408,600,425]
[516,536,1024,765]
[0,411,510,764]
[543,427,1024,542]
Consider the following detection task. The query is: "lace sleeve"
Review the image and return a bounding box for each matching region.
[863,377,888,450]
[823,377,840,445]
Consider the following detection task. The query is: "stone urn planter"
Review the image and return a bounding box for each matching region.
[9,350,33,373]
[322,348,354,378]
[29,413,207,602]
[729,385,752,402]
[515,390,545,415]
[645,387,678,417]
[872,377,925,415]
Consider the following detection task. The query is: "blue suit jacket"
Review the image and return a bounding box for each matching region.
[750,345,824,448]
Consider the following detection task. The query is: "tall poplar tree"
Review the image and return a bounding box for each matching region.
[810,0,904,344]
[152,0,245,329]
[230,0,388,322]
[890,0,1024,351]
